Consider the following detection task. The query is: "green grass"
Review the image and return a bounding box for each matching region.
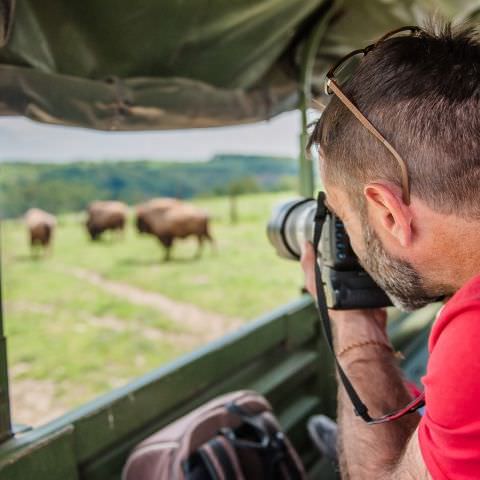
[1,192,302,422]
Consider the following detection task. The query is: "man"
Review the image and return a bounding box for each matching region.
[301,22,480,479]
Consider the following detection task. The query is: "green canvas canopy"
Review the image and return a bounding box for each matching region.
[0,0,478,131]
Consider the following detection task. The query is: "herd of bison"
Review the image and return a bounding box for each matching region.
[24,198,214,261]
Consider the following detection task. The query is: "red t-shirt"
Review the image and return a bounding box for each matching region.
[419,274,480,479]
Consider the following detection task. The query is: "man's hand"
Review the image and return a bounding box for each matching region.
[300,241,318,300]
[300,241,389,346]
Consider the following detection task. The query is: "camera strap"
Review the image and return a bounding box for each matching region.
[312,192,372,422]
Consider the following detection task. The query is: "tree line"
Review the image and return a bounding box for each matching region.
[0,154,298,218]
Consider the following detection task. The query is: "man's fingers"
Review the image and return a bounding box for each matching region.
[300,241,315,266]
[301,241,317,298]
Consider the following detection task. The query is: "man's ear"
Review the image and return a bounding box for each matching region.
[363,182,413,247]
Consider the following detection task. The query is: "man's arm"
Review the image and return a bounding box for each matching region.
[332,309,430,479]
[392,430,431,480]
[300,243,430,479]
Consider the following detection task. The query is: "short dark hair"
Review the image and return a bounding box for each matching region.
[308,22,480,218]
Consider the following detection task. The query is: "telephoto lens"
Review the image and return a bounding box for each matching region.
[266,198,317,260]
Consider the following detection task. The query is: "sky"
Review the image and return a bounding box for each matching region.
[0,111,303,163]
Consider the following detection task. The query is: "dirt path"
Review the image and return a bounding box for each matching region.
[68,267,243,343]
[9,270,243,426]
[9,363,68,427]
[84,313,200,349]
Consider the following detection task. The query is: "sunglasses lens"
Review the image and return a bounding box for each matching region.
[332,52,364,88]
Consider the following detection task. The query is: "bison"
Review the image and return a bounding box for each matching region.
[135,197,181,235]
[24,208,56,255]
[135,199,214,261]
[86,201,128,241]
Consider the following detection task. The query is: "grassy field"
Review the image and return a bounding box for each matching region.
[1,192,303,425]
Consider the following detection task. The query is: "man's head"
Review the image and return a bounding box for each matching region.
[308,22,480,310]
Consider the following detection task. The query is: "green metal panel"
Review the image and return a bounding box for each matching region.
[0,296,335,479]
[0,293,437,480]
[388,303,440,354]
[71,298,319,463]
[0,427,78,480]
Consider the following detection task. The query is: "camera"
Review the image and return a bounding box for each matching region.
[267,195,392,310]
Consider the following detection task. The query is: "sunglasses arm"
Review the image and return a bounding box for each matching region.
[325,79,410,205]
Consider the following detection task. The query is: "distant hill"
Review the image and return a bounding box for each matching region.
[0,154,298,218]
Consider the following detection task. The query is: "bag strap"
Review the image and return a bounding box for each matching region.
[197,444,223,480]
[224,402,303,480]
[208,438,238,479]
[191,436,245,480]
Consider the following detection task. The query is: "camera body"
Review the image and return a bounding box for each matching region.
[319,210,392,309]
[267,196,392,310]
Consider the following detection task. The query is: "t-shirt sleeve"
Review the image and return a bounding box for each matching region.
[418,300,480,480]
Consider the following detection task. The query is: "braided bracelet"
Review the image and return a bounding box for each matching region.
[337,339,396,358]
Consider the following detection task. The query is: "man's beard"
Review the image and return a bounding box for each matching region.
[359,224,447,311]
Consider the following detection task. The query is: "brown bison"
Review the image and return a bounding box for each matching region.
[86,201,128,241]
[24,208,56,255]
[136,199,214,260]
[135,198,181,235]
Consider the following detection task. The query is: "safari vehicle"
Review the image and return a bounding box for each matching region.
[0,1,476,479]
